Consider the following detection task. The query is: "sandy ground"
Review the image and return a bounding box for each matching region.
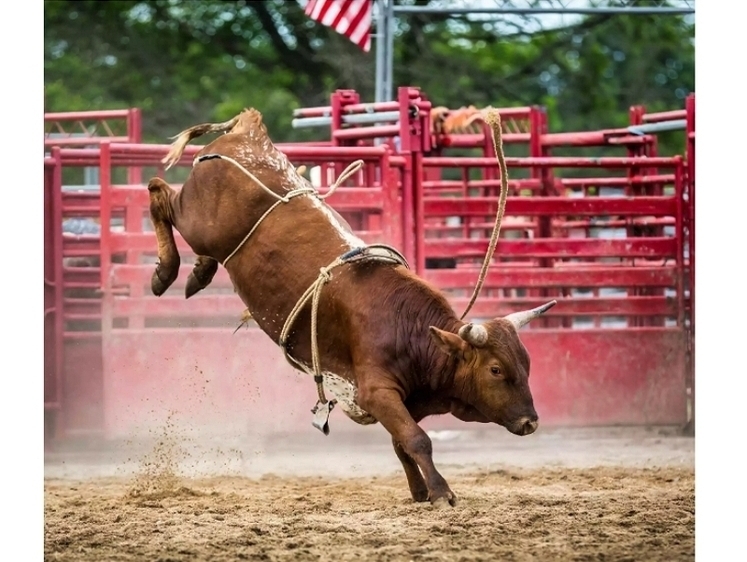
[44,425,694,561]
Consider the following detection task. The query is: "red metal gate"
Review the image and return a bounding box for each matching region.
[44,111,143,440]
[44,92,695,441]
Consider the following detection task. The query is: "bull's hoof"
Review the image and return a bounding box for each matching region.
[184,273,204,299]
[151,268,176,297]
[430,492,458,508]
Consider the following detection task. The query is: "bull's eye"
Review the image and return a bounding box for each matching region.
[490,366,501,376]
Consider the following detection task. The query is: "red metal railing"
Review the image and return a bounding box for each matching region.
[44,109,142,147]
[44,92,695,439]
[419,155,685,326]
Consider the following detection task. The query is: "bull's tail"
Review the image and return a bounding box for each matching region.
[161,115,242,170]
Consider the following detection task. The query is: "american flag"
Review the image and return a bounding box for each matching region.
[303,0,373,53]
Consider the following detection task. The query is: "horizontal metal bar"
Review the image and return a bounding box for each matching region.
[64,312,103,321]
[107,294,677,319]
[423,156,682,168]
[439,133,532,146]
[556,175,675,188]
[426,216,676,233]
[392,7,694,15]
[642,110,687,124]
[423,179,541,191]
[45,136,131,147]
[627,119,687,136]
[333,124,401,140]
[541,129,632,147]
[424,196,677,217]
[446,296,678,318]
[425,237,676,259]
[293,101,402,118]
[292,116,332,128]
[45,109,133,120]
[424,266,678,289]
[108,184,386,211]
[292,111,401,129]
[112,294,246,317]
[62,332,103,340]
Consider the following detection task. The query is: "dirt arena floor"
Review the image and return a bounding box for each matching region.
[44,425,694,561]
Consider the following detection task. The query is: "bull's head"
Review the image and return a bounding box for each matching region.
[428,301,556,436]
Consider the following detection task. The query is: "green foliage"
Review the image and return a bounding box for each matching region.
[44,0,694,153]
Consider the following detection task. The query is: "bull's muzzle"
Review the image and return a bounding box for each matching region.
[514,416,539,436]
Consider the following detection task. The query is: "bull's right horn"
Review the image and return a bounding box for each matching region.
[503,300,557,330]
[458,323,489,347]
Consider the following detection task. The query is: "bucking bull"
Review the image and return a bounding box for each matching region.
[147,108,555,507]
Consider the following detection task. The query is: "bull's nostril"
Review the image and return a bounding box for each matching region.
[523,420,538,435]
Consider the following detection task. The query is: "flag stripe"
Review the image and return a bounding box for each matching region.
[330,0,354,31]
[304,0,372,52]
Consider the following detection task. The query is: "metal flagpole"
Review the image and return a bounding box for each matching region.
[384,0,394,102]
[374,0,389,103]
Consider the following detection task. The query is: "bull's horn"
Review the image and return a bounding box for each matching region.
[504,300,557,330]
[458,323,489,347]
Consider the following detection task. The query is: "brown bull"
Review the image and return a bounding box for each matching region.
[147,109,555,507]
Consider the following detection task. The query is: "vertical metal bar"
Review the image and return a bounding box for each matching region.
[413,150,425,275]
[53,149,63,404]
[529,107,547,315]
[375,0,387,103]
[402,157,415,266]
[127,108,143,185]
[685,93,695,435]
[381,148,398,246]
[536,108,556,328]
[124,155,145,329]
[52,147,64,430]
[99,143,112,294]
[462,166,469,240]
[331,91,343,147]
[674,156,685,329]
[98,142,114,438]
[686,94,695,332]
[384,0,395,102]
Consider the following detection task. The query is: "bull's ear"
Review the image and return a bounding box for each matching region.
[429,326,468,356]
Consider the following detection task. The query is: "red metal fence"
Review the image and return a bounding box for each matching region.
[44,91,695,441]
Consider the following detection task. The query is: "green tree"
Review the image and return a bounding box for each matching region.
[44,0,694,151]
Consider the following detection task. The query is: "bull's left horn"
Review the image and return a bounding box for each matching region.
[458,323,489,347]
[503,300,557,330]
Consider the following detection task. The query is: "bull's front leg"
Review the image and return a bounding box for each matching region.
[147,177,180,296]
[359,386,457,507]
[391,437,429,503]
[185,255,218,299]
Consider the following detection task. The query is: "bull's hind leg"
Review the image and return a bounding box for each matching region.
[147,177,180,296]
[185,256,218,299]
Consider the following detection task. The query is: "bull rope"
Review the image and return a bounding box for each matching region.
[192,153,364,267]
[277,245,408,397]
[459,109,509,320]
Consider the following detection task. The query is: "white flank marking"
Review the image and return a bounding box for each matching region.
[306,194,365,248]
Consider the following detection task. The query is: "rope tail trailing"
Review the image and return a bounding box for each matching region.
[460,108,509,320]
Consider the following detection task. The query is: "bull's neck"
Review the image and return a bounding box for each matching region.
[411,308,465,397]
